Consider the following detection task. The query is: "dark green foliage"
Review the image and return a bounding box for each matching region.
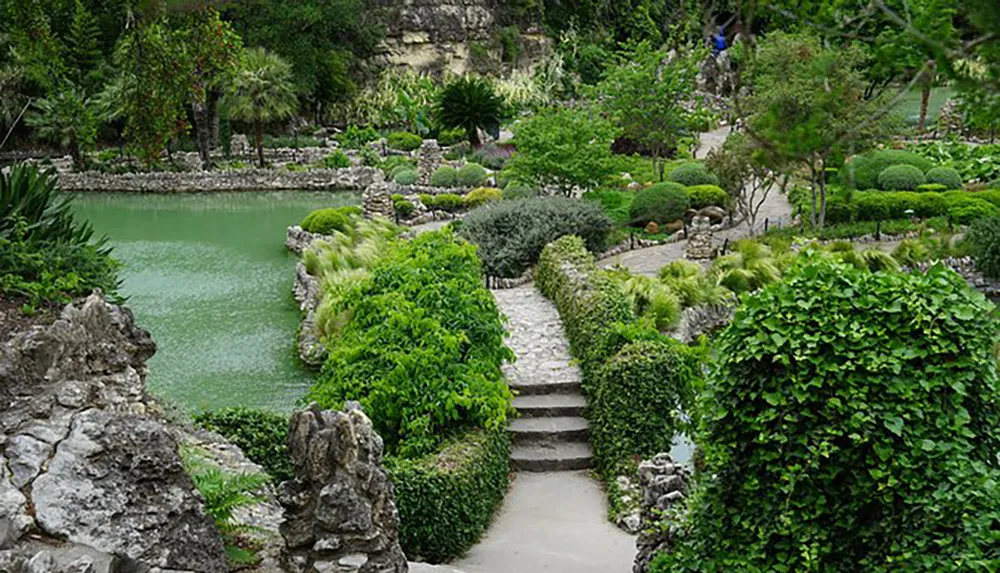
[393,169,418,185]
[388,428,510,563]
[322,151,352,169]
[308,231,514,458]
[457,163,488,187]
[878,164,927,190]
[2,165,96,245]
[966,216,1000,278]
[338,125,379,149]
[301,208,352,235]
[393,199,415,219]
[459,197,612,278]
[67,0,102,87]
[629,182,690,226]
[686,184,729,210]
[387,131,423,151]
[840,150,933,189]
[431,193,464,212]
[381,156,417,179]
[193,407,293,482]
[905,142,1000,184]
[667,162,719,187]
[926,166,964,189]
[436,127,466,147]
[429,166,458,188]
[800,190,1000,225]
[653,255,1000,572]
[436,77,504,147]
[591,339,698,476]
[583,189,633,225]
[500,181,537,200]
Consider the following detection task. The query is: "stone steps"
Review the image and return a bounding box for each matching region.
[509,416,590,443]
[508,379,582,396]
[512,394,587,418]
[511,442,594,472]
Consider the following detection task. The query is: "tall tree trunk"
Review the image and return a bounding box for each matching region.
[255,121,265,168]
[69,136,84,171]
[818,158,828,229]
[809,163,818,229]
[207,89,221,149]
[192,100,212,169]
[918,61,936,132]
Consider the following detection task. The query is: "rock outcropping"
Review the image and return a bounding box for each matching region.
[0,294,227,572]
[633,454,691,573]
[280,403,407,573]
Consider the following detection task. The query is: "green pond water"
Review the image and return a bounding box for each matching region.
[71,191,358,413]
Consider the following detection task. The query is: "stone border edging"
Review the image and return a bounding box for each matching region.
[59,166,381,193]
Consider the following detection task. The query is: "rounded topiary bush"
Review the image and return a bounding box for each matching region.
[387,131,423,151]
[925,166,963,189]
[667,162,719,187]
[464,187,502,208]
[394,168,418,185]
[652,254,1000,572]
[393,199,415,218]
[301,208,353,235]
[629,182,690,226]
[878,164,926,190]
[686,184,729,210]
[457,163,488,187]
[840,150,933,189]
[433,193,465,212]
[967,215,1000,279]
[430,166,458,187]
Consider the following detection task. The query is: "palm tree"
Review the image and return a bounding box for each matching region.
[436,76,504,147]
[25,85,97,171]
[222,48,297,167]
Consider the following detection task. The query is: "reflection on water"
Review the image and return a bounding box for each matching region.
[72,191,358,412]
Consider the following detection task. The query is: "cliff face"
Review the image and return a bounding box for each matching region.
[375,0,550,74]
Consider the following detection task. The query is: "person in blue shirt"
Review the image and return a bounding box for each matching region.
[714,27,727,54]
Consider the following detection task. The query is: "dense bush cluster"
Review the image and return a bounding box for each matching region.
[464,187,502,208]
[667,162,719,187]
[925,166,963,189]
[386,131,423,151]
[459,197,612,278]
[308,230,513,458]
[194,407,294,482]
[966,215,1000,279]
[300,207,353,235]
[322,151,352,169]
[429,166,458,187]
[393,169,419,185]
[685,184,729,210]
[388,428,510,563]
[840,150,933,190]
[457,163,489,187]
[629,182,690,226]
[653,255,1000,572]
[878,164,926,190]
[794,188,1000,225]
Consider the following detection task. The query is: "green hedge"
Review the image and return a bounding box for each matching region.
[629,182,690,226]
[801,190,1000,225]
[686,184,729,210]
[667,162,719,187]
[840,149,933,189]
[388,428,510,563]
[387,131,423,151]
[967,215,1000,279]
[193,407,294,482]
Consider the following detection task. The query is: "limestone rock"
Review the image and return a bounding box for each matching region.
[417,140,442,186]
[362,181,396,221]
[633,454,691,573]
[280,403,407,573]
[686,215,715,260]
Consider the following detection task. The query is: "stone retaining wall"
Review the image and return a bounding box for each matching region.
[59,166,381,193]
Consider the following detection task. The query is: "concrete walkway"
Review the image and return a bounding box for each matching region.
[454,472,636,573]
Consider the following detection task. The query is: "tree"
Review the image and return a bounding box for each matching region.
[222,47,297,168]
[507,106,617,195]
[67,0,102,89]
[706,131,780,236]
[745,33,894,228]
[25,84,97,170]
[595,42,706,180]
[436,77,505,147]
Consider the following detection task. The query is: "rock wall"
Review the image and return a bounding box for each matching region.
[0,294,227,572]
[633,454,691,573]
[59,166,381,193]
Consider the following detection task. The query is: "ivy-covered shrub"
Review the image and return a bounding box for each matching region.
[308,230,513,458]
[464,187,502,208]
[194,407,293,482]
[878,164,927,190]
[652,255,1000,572]
[322,150,352,169]
[394,169,419,185]
[686,184,729,210]
[388,428,509,563]
[387,131,423,151]
[629,182,690,226]
[840,149,933,189]
[590,338,698,477]
[459,197,612,278]
[457,163,488,187]
[925,166,963,189]
[667,162,719,187]
[432,193,465,212]
[301,208,353,235]
[429,166,458,188]
[966,215,1000,278]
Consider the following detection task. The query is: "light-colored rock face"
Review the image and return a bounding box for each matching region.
[0,294,227,572]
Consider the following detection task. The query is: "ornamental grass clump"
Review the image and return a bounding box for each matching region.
[652,254,1000,572]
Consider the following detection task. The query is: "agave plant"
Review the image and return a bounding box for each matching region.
[436,76,505,147]
[1,163,101,246]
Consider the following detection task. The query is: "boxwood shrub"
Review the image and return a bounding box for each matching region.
[193,407,294,482]
[394,168,419,185]
[652,254,1000,572]
[301,207,353,235]
[387,131,423,151]
[430,166,458,187]
[458,163,488,187]
[878,164,926,190]
[388,428,509,563]
[809,190,1000,225]
[629,182,690,226]
[432,193,465,212]
[459,197,612,278]
[840,149,933,189]
[686,184,729,210]
[667,162,719,187]
[464,187,502,208]
[926,166,963,189]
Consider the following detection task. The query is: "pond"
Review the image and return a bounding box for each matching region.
[72,191,358,413]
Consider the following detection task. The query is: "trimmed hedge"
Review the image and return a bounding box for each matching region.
[193,407,294,482]
[458,163,488,187]
[667,162,719,187]
[840,149,933,189]
[459,197,612,278]
[387,131,423,151]
[807,190,1000,225]
[629,182,690,226]
[301,207,353,235]
[926,166,963,189]
[686,184,729,210]
[430,166,458,187]
[878,164,926,190]
[388,428,510,563]
[653,255,1000,572]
